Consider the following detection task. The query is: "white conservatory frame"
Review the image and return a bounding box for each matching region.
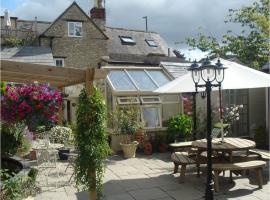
[104,65,182,130]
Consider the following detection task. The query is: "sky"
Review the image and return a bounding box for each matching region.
[1,0,255,60]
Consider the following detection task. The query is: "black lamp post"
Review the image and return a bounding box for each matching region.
[189,58,226,200]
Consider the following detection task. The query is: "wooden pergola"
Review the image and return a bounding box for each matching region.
[0,59,107,121]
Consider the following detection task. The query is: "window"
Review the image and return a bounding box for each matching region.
[119,36,136,45]
[68,22,82,37]
[54,58,64,67]
[140,96,161,104]
[117,97,140,105]
[145,39,157,47]
[141,106,162,128]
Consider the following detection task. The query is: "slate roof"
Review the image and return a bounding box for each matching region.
[1,46,54,65]
[17,20,51,35]
[106,27,185,64]
[160,61,191,79]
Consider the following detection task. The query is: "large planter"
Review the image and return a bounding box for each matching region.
[58,149,70,160]
[110,134,131,152]
[1,157,23,177]
[120,141,138,158]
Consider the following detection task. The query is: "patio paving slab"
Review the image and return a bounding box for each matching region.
[33,153,269,200]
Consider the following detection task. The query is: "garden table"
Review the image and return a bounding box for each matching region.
[192,137,256,162]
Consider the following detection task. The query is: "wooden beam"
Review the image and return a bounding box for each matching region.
[1,60,85,87]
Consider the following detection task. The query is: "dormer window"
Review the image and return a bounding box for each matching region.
[145,39,157,47]
[68,22,82,37]
[119,36,136,45]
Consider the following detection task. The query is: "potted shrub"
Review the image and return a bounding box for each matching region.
[117,107,140,158]
[167,114,193,142]
[49,125,72,160]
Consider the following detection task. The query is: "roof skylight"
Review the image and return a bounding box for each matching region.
[119,36,136,45]
[145,39,157,47]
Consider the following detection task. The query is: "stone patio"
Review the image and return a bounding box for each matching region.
[34,153,270,200]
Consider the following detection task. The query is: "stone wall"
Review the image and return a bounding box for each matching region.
[40,3,107,69]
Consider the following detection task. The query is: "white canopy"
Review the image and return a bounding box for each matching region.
[155,58,270,93]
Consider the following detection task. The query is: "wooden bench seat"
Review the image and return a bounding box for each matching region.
[213,160,266,192]
[249,149,270,160]
[171,152,196,182]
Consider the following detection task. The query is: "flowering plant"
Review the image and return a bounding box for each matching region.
[1,83,62,130]
[49,126,72,144]
[222,104,244,125]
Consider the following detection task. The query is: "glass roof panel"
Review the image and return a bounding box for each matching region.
[127,70,157,91]
[108,70,137,91]
[145,39,157,47]
[119,36,136,45]
[147,70,170,87]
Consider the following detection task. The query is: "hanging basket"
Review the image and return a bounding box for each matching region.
[120,141,138,158]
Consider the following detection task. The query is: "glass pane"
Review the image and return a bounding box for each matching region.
[108,70,137,91]
[75,22,82,36]
[69,22,74,35]
[162,103,180,121]
[127,70,157,91]
[120,36,135,44]
[142,107,161,128]
[146,39,157,47]
[147,70,170,87]
[141,96,160,103]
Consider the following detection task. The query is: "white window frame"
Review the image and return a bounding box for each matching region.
[68,21,82,37]
[140,96,161,104]
[117,97,140,105]
[54,58,65,67]
[141,105,162,129]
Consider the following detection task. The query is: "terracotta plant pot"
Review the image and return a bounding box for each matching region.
[159,143,168,153]
[144,142,152,155]
[120,141,138,158]
[29,150,37,160]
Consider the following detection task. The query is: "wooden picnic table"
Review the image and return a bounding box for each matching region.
[192,137,256,162]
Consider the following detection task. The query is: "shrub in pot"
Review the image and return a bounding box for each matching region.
[116,106,141,158]
[49,125,72,160]
[167,114,193,143]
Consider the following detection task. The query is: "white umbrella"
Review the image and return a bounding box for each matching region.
[155,58,270,141]
[4,9,11,27]
[155,58,270,94]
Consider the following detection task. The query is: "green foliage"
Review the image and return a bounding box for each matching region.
[167,114,193,142]
[113,106,141,135]
[0,168,39,200]
[186,0,269,69]
[1,81,7,95]
[74,88,110,196]
[49,125,72,144]
[3,37,23,47]
[1,122,25,156]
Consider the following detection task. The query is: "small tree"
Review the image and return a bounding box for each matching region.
[74,88,110,199]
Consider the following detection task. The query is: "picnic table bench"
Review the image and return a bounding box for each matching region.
[213,160,266,192]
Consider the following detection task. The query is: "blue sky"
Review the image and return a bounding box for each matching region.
[1,0,255,60]
[1,0,21,11]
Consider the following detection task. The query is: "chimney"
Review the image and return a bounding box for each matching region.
[90,0,105,30]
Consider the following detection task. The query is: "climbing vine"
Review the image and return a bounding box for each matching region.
[74,88,110,198]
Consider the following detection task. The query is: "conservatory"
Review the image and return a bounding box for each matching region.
[104,65,183,131]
